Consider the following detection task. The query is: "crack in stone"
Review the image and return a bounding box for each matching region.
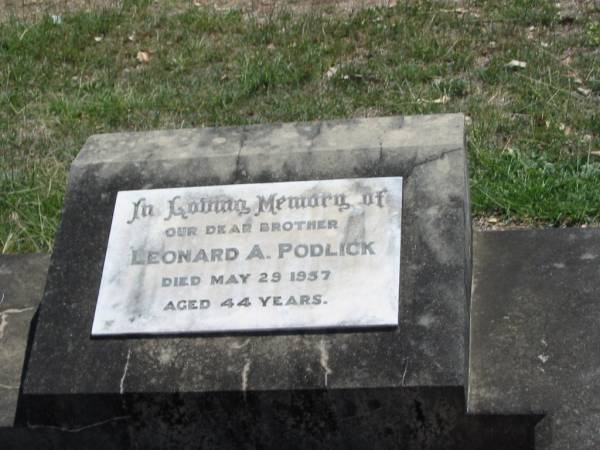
[409,147,463,175]
[377,138,386,176]
[234,128,249,182]
[27,416,130,433]
[305,121,322,153]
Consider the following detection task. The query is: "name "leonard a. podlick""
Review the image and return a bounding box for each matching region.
[130,241,376,266]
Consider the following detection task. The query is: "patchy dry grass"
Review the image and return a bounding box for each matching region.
[1,0,599,252]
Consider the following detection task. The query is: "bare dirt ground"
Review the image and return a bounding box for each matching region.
[472,218,600,232]
[0,0,404,20]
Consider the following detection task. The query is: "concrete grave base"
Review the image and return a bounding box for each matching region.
[469,229,600,450]
[18,115,473,446]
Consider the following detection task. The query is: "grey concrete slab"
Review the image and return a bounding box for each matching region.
[0,254,49,427]
[469,229,600,450]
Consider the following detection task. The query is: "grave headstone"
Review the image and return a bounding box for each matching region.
[19,114,475,447]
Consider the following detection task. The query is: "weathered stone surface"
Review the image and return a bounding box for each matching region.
[0,254,49,427]
[20,115,472,445]
[469,229,600,450]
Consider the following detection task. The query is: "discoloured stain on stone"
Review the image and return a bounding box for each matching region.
[119,349,132,395]
[0,254,49,427]
[318,339,333,388]
[0,307,34,340]
[241,360,251,394]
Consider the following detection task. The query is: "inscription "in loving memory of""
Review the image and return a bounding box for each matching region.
[126,189,387,223]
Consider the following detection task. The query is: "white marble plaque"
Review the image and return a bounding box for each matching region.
[92,177,402,335]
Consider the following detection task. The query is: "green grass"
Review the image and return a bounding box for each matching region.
[1,0,600,252]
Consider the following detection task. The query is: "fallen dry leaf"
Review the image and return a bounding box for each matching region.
[487,217,498,224]
[590,151,600,157]
[94,36,103,42]
[267,43,276,51]
[325,66,338,80]
[527,26,536,40]
[128,33,135,42]
[506,60,527,69]
[561,55,573,66]
[559,123,572,136]
[433,95,451,104]
[136,51,151,63]
[577,87,592,97]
